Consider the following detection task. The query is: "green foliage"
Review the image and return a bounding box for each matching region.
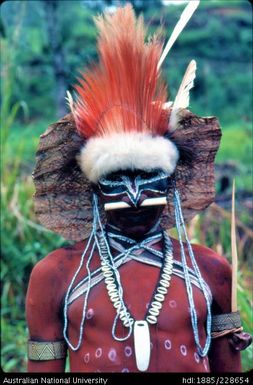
[146,0,252,124]
[1,13,66,370]
[216,124,252,191]
[1,1,98,120]
[237,287,253,372]
[1,97,66,374]
[1,318,27,372]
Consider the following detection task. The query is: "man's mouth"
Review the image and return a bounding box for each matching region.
[118,206,162,224]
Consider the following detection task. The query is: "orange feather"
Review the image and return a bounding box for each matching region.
[72,4,169,139]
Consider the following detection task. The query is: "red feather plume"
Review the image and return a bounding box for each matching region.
[72,4,169,139]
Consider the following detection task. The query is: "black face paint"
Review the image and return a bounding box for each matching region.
[98,170,169,208]
[96,170,170,239]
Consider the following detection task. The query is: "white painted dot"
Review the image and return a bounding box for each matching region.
[169,300,177,308]
[84,352,90,363]
[180,345,187,356]
[124,346,132,357]
[146,302,150,309]
[203,358,209,371]
[150,342,153,350]
[164,339,172,350]
[122,368,129,372]
[87,308,94,319]
[96,369,101,373]
[95,347,102,358]
[194,352,200,363]
[108,348,117,362]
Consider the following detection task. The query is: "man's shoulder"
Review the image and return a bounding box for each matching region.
[171,237,231,276]
[171,238,232,312]
[29,239,88,283]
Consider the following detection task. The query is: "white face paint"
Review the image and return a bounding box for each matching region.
[97,170,170,237]
[98,170,169,209]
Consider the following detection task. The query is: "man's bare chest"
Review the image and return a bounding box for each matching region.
[68,260,208,326]
[66,260,210,372]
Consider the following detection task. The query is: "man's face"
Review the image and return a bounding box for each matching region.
[97,170,169,238]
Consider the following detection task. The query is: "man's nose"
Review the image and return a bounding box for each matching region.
[121,193,148,208]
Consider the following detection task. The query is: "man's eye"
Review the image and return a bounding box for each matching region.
[110,175,123,182]
[100,175,121,184]
[139,171,158,179]
[103,173,124,183]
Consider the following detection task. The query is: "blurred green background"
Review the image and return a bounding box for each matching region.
[1,0,252,372]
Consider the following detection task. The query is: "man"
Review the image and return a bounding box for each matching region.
[26,4,249,373]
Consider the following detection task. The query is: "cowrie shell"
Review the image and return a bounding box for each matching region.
[157,287,167,295]
[146,315,157,324]
[149,307,160,316]
[154,293,165,302]
[160,279,170,288]
[150,301,162,309]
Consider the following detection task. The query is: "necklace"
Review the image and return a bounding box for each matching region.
[98,230,173,371]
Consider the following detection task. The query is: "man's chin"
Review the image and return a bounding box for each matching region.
[105,205,164,238]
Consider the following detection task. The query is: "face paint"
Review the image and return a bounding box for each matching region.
[98,170,169,209]
[96,170,170,239]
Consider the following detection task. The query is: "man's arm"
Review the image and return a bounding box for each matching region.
[26,254,67,372]
[205,249,241,372]
[208,335,241,372]
[193,244,242,372]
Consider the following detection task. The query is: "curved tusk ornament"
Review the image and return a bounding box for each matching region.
[104,197,167,211]
[133,320,151,372]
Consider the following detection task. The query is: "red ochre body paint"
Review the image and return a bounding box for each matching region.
[26,238,242,372]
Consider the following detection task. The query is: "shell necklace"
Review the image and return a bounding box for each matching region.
[98,231,173,371]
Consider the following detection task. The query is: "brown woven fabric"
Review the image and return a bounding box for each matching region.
[33,111,221,241]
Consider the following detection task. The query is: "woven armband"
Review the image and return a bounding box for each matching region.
[28,340,67,361]
[211,311,243,339]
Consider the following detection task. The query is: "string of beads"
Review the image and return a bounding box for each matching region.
[98,230,173,328]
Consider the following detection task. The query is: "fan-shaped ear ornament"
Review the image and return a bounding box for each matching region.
[33,2,222,242]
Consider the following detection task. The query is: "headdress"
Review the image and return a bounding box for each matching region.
[33,3,221,241]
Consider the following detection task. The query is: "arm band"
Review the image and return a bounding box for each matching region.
[28,340,67,361]
[211,311,242,339]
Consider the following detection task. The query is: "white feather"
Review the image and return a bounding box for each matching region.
[65,90,75,115]
[169,59,197,130]
[158,0,200,70]
[162,101,173,109]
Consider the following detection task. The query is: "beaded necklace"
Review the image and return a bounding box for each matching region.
[63,192,212,367]
[98,230,173,371]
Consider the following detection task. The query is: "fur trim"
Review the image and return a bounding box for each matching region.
[79,132,179,183]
